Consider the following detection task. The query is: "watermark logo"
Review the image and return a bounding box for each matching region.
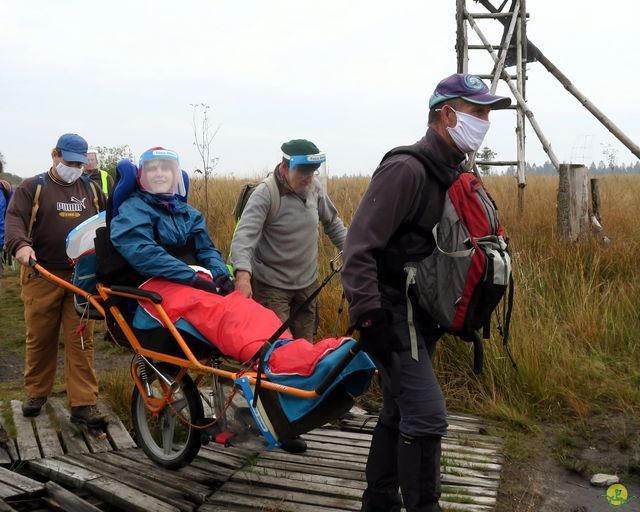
[601,484,638,508]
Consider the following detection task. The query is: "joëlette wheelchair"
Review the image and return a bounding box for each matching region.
[33,159,367,470]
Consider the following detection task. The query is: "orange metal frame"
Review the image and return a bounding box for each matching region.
[34,264,319,404]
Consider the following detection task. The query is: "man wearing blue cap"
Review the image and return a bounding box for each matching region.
[341,74,510,511]
[5,133,108,427]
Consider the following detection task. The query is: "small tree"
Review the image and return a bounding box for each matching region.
[600,142,618,174]
[190,103,220,219]
[0,151,5,173]
[477,146,497,175]
[95,145,135,178]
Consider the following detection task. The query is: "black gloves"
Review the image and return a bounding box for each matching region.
[191,274,235,296]
[357,308,401,366]
[192,276,220,294]
[213,274,235,296]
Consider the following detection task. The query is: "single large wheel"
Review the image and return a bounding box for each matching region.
[131,362,204,469]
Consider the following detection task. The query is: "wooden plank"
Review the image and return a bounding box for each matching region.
[0,407,13,466]
[257,450,366,472]
[196,447,250,470]
[440,502,493,512]
[33,409,64,458]
[27,458,101,488]
[442,484,498,498]
[97,399,136,450]
[237,465,367,491]
[254,458,365,482]
[79,425,111,454]
[49,399,90,455]
[10,400,41,460]
[88,451,210,504]
[44,481,102,512]
[112,448,229,486]
[67,454,196,512]
[188,460,235,482]
[84,476,181,512]
[220,480,361,511]
[0,481,28,500]
[206,491,347,512]
[230,470,363,499]
[0,447,11,466]
[441,492,496,506]
[441,473,499,490]
[0,498,17,512]
[0,466,45,495]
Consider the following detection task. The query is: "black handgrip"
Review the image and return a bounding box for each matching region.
[471,331,484,375]
[110,285,163,304]
[315,339,363,396]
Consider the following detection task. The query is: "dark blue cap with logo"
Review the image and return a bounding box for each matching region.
[429,73,511,110]
[56,133,89,164]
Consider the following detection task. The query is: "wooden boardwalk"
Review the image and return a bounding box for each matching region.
[0,399,502,512]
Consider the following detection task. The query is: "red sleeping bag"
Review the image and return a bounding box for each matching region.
[139,278,347,374]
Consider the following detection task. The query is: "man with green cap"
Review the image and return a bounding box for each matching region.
[230,139,347,453]
[231,139,346,341]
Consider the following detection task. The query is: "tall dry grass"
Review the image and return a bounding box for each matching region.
[188,174,640,426]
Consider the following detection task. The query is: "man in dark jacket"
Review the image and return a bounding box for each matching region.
[341,73,510,512]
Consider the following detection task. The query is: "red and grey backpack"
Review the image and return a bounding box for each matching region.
[384,147,514,373]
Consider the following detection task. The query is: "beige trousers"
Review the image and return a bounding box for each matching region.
[21,267,98,406]
[252,278,319,342]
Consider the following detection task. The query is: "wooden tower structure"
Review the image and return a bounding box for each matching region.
[456,0,640,214]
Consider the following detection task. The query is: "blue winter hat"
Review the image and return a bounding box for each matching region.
[56,133,89,164]
[429,73,511,110]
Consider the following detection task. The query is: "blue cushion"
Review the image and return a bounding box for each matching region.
[112,159,139,218]
[178,170,190,203]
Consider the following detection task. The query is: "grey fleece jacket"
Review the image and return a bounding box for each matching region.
[230,175,347,290]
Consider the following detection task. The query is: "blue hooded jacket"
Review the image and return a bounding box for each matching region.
[110,190,229,283]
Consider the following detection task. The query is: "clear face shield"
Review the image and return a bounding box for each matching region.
[284,152,327,192]
[138,149,186,197]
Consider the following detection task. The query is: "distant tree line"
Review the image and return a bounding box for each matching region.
[505,160,640,176]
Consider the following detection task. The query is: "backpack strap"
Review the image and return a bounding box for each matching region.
[28,173,46,238]
[262,173,280,225]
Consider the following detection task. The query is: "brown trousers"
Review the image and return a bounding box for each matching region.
[252,278,318,342]
[21,267,98,406]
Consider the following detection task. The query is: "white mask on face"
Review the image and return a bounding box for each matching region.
[56,162,84,183]
[446,108,491,153]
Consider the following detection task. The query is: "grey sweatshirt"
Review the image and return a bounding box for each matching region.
[230,176,347,290]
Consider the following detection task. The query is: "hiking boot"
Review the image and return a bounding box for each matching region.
[280,436,307,454]
[22,396,47,417]
[70,405,109,428]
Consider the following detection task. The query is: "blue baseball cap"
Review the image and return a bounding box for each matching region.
[429,73,511,110]
[56,133,89,164]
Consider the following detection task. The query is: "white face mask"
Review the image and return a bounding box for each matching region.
[56,162,84,183]
[446,108,490,153]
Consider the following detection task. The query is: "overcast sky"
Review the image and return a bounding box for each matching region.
[1,1,638,178]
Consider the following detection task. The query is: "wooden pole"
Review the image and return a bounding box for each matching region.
[557,164,590,241]
[536,53,640,160]
[467,0,520,170]
[516,3,526,215]
[465,10,561,170]
[456,0,468,73]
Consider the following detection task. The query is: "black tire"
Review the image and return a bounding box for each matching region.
[131,362,203,469]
